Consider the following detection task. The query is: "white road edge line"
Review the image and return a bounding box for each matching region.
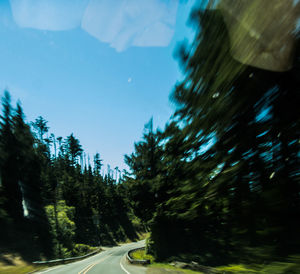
[120,255,131,274]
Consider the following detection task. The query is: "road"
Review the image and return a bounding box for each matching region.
[35,240,147,274]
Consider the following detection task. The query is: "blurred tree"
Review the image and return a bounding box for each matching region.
[0,91,24,222]
[127,5,300,265]
[124,118,164,224]
[32,116,49,141]
[93,153,103,175]
[45,200,76,257]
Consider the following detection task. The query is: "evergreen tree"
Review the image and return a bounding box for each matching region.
[32,116,49,141]
[124,118,163,224]
[0,91,24,222]
[127,5,300,265]
[64,133,83,166]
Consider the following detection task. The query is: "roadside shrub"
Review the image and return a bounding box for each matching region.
[72,244,97,256]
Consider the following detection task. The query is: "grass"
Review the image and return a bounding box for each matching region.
[0,254,46,274]
[150,263,204,274]
[0,245,102,274]
[133,247,300,274]
[130,249,204,273]
[130,248,155,263]
[0,265,45,274]
[215,257,300,273]
[149,261,300,274]
[215,264,257,273]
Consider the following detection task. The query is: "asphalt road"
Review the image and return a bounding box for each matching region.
[35,240,147,274]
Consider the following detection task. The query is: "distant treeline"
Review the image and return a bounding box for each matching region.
[124,7,300,265]
[0,92,142,260]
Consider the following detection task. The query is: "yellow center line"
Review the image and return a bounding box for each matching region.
[82,263,96,274]
[78,263,92,274]
[78,255,110,274]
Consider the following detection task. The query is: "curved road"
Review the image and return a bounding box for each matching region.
[36,241,146,274]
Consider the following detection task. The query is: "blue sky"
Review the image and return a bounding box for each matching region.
[0,0,197,172]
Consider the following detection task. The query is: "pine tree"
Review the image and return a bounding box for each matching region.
[64,133,83,166]
[124,118,163,224]
[0,91,24,223]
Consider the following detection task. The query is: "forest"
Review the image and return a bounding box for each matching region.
[0,1,300,272]
[0,91,142,260]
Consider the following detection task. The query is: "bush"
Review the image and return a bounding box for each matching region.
[71,244,97,257]
[130,248,154,263]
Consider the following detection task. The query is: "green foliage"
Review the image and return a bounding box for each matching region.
[130,216,145,232]
[130,249,154,263]
[45,201,75,257]
[215,255,300,274]
[0,264,46,274]
[71,244,97,257]
[216,264,257,273]
[149,263,203,274]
